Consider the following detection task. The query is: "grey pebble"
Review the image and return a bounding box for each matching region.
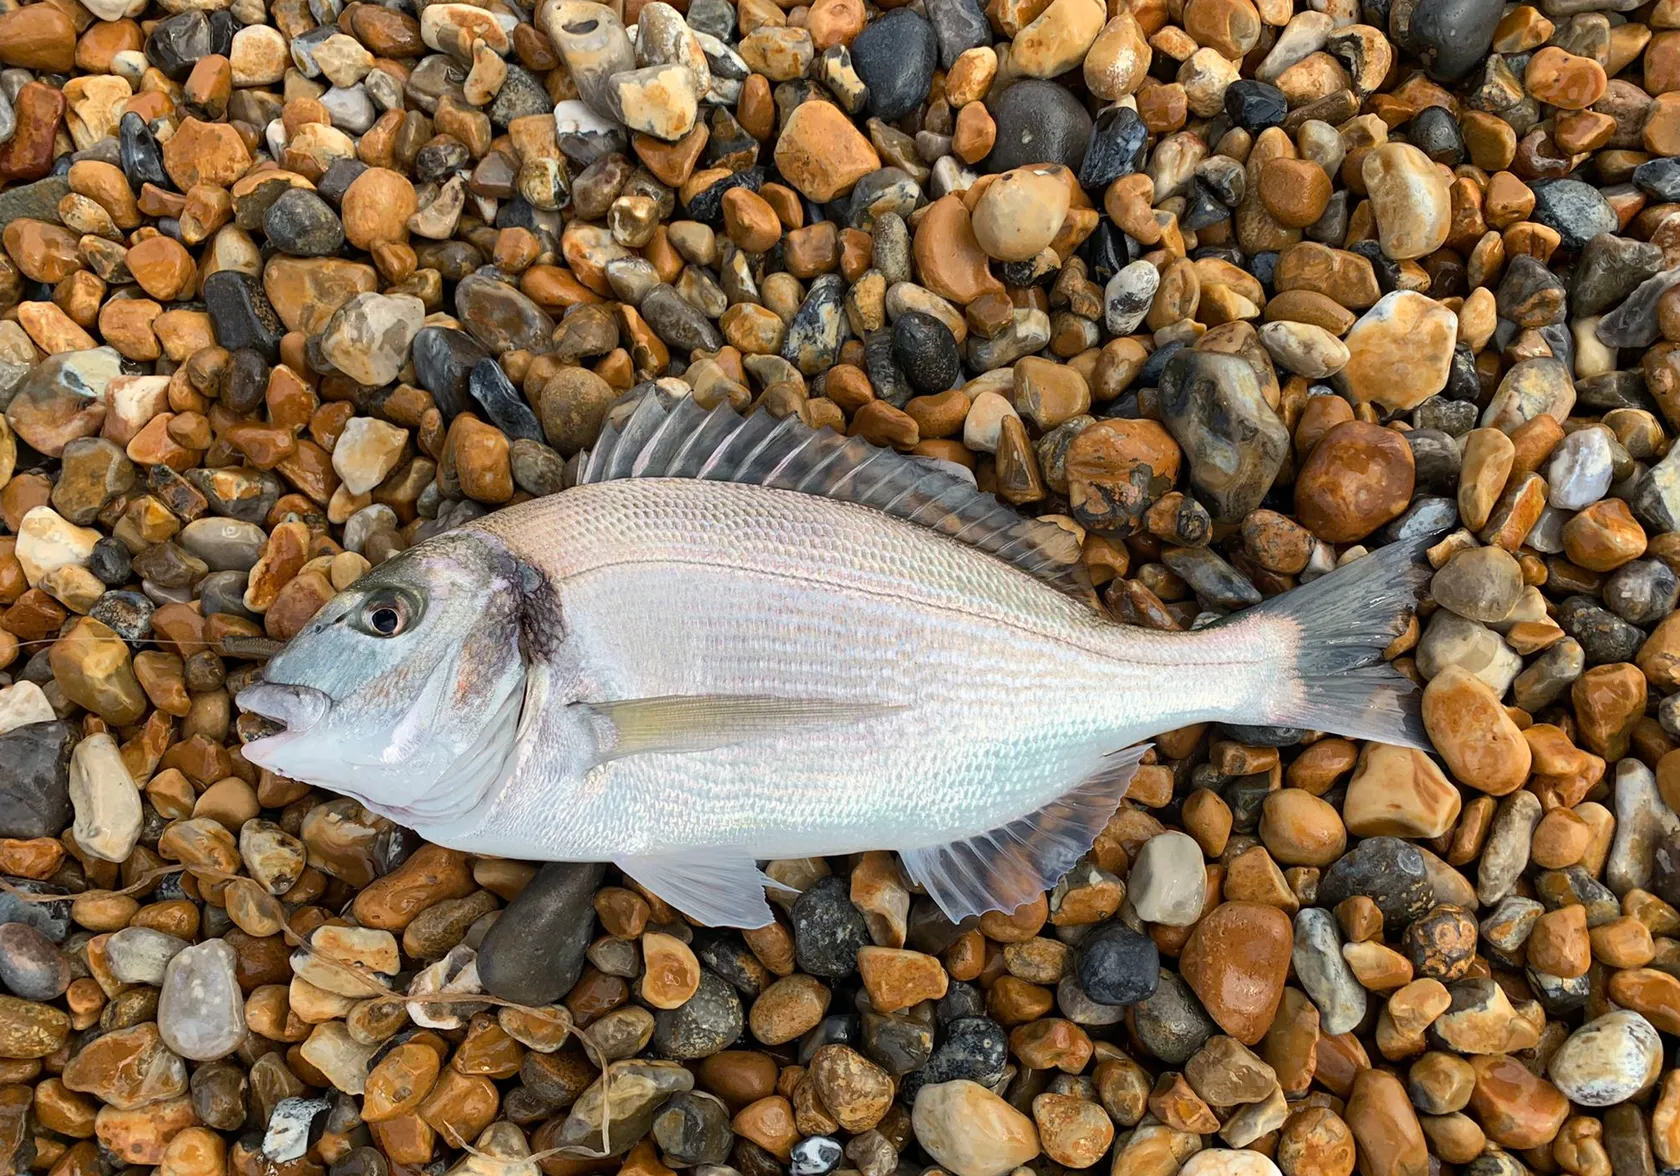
[1291,908,1366,1035]
[0,923,69,1001]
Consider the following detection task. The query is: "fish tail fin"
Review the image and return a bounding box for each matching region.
[1217,535,1433,749]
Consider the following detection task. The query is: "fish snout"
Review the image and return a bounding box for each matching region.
[235,681,333,736]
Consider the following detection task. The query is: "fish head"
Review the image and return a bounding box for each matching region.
[237,529,533,826]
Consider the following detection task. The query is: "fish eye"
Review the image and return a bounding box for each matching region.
[357,590,416,638]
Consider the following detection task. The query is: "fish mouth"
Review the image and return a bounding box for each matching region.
[237,682,335,776]
[236,681,333,739]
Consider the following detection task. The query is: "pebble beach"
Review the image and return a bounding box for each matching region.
[2,0,1680,1170]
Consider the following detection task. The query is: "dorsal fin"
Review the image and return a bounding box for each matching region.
[579,388,1095,601]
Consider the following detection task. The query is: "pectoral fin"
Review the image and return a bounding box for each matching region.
[580,694,899,761]
[899,744,1150,923]
[619,851,780,928]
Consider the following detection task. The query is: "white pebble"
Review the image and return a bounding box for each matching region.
[14,506,100,587]
[1127,831,1205,926]
[68,732,142,864]
[1549,1010,1663,1106]
[0,681,55,736]
[159,939,249,1061]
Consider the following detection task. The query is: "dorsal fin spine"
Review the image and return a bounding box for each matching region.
[578,388,1096,601]
[764,433,818,484]
[736,415,802,481]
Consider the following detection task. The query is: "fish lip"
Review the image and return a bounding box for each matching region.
[235,681,333,736]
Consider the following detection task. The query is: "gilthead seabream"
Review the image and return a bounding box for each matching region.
[238,390,1429,927]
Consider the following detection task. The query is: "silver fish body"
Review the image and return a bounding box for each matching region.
[450,478,1271,858]
[240,393,1426,927]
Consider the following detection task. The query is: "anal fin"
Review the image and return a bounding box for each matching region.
[899,745,1150,923]
[619,851,779,928]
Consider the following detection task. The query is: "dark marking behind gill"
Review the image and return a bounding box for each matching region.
[517,560,565,663]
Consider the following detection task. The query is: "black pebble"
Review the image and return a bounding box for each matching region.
[119,112,168,191]
[1408,105,1465,164]
[1407,429,1461,494]
[1079,219,1136,286]
[1224,80,1287,131]
[0,722,75,840]
[1635,157,1680,203]
[996,258,1044,288]
[1317,836,1435,934]
[791,875,869,979]
[861,1009,933,1074]
[1222,723,1305,746]
[489,65,554,128]
[88,538,132,587]
[1406,0,1502,81]
[469,358,544,443]
[202,270,284,361]
[691,931,770,998]
[1076,922,1161,1006]
[686,0,734,40]
[986,79,1093,173]
[411,325,490,423]
[1349,239,1402,293]
[799,1013,861,1064]
[1443,344,1481,401]
[495,198,549,235]
[901,1015,1007,1103]
[1130,969,1218,1064]
[208,10,234,55]
[653,1091,735,1167]
[926,0,990,68]
[145,11,214,81]
[892,311,961,396]
[475,862,605,1005]
[1557,595,1646,664]
[936,980,985,1023]
[864,328,913,408]
[685,167,764,228]
[1530,179,1619,250]
[1605,560,1680,626]
[1414,396,1478,435]
[1079,105,1149,190]
[416,139,472,184]
[651,969,743,1060]
[1383,495,1458,542]
[317,157,368,207]
[263,189,345,258]
[1572,233,1665,318]
[1141,340,1186,385]
[89,590,153,642]
[1652,833,1680,909]
[850,8,938,124]
[1184,183,1232,230]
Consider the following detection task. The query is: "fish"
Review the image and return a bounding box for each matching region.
[237,388,1429,929]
